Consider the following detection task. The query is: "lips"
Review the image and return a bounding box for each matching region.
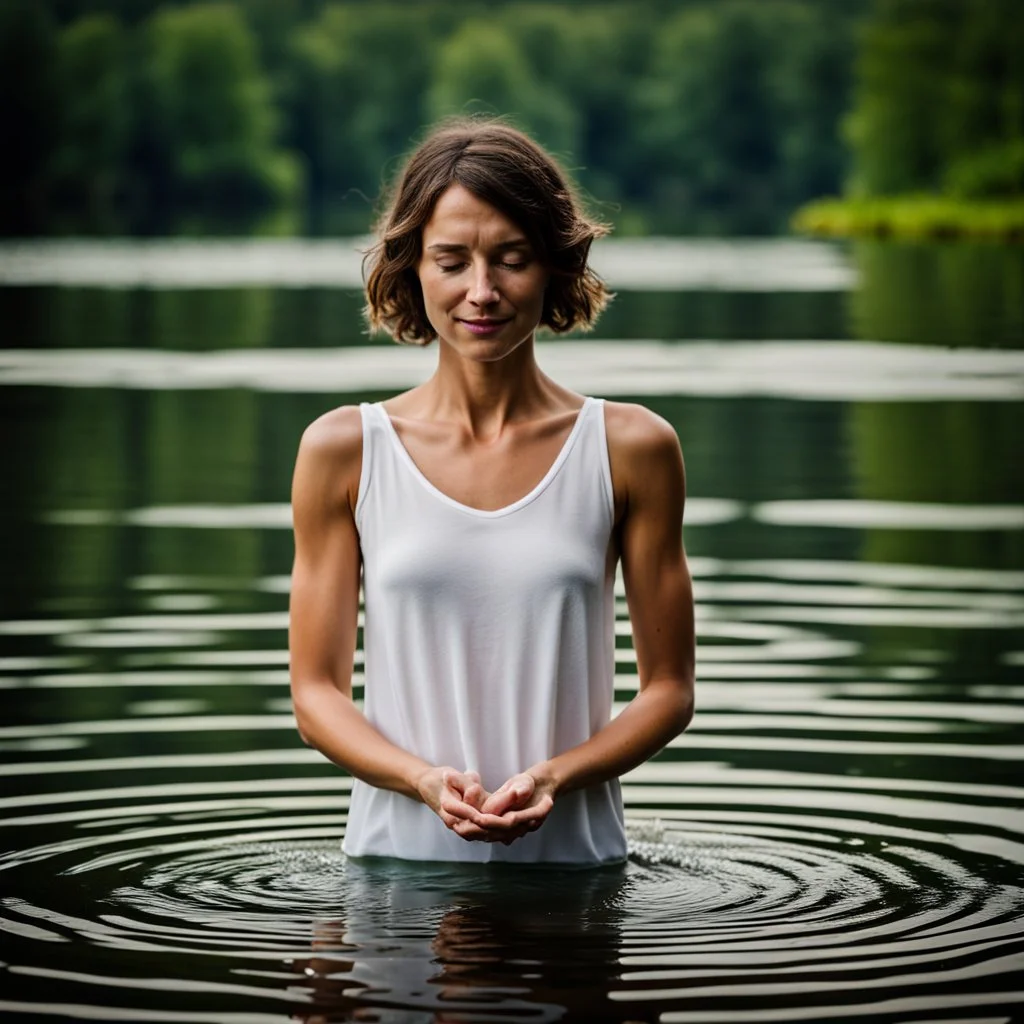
[457,318,512,335]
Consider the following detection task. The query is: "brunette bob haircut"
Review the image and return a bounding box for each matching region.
[364,118,611,344]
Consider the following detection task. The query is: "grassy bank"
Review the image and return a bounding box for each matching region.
[792,196,1024,241]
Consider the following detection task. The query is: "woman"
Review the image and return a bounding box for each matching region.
[289,118,695,865]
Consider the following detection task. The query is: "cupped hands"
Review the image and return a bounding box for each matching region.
[417,766,554,845]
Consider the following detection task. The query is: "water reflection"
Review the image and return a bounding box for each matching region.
[1,238,1022,1021]
[3,817,1020,1020]
[849,241,1024,350]
[292,859,634,1023]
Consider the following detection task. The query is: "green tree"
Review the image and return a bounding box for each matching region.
[644,4,780,230]
[427,17,579,162]
[284,3,443,227]
[139,3,299,212]
[51,14,130,222]
[844,0,954,194]
[845,0,1024,197]
[495,4,652,219]
[12,0,870,234]
[771,3,857,205]
[940,0,1024,197]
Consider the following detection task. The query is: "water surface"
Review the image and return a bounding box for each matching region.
[1,239,1022,1022]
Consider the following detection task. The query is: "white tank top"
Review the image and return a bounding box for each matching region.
[343,396,627,864]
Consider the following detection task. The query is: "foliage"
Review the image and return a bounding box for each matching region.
[641,4,781,230]
[493,4,650,211]
[138,4,300,210]
[792,0,1024,240]
[284,3,443,228]
[5,0,868,235]
[792,195,1024,240]
[944,140,1024,200]
[427,18,580,161]
[49,14,130,220]
[843,0,1024,197]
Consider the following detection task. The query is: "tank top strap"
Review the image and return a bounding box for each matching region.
[355,396,613,527]
[354,401,390,531]
[553,396,615,525]
[589,396,615,521]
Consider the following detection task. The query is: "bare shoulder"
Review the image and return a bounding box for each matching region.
[604,400,681,457]
[604,401,685,515]
[606,397,679,442]
[293,405,363,514]
[298,405,362,463]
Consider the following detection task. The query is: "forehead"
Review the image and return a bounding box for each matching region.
[422,184,525,243]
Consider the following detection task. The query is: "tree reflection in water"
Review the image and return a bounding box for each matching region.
[290,857,654,1023]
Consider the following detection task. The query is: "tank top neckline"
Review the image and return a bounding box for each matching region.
[373,396,596,519]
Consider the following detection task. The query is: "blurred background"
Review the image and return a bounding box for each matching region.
[1,2,1023,1021]
[2,0,1022,237]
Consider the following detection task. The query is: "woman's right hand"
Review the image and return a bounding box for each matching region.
[417,767,495,840]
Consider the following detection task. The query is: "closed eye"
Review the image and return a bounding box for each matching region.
[437,259,530,274]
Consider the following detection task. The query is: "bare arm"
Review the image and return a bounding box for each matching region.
[482,402,695,823]
[288,407,487,831]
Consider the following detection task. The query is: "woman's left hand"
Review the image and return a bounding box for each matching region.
[474,771,555,844]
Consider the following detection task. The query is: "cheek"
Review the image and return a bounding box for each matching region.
[522,274,548,315]
[418,270,451,309]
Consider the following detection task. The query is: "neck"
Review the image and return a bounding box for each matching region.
[424,334,556,439]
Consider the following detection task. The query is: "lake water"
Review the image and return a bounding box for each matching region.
[1,238,1022,1022]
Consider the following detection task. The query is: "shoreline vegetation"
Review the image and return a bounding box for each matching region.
[4,0,1021,240]
[2,0,865,238]
[793,197,1024,243]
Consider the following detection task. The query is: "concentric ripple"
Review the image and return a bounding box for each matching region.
[2,547,1023,1021]
[2,787,1023,1022]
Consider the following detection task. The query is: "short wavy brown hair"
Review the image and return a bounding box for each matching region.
[364,117,611,344]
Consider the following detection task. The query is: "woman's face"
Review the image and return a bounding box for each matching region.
[417,184,548,361]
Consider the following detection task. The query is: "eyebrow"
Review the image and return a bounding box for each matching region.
[425,239,531,254]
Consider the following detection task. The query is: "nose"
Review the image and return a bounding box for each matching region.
[467,260,500,307]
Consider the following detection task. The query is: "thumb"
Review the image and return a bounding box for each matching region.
[461,770,486,808]
[482,774,534,815]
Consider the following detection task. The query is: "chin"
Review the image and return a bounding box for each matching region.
[472,335,535,362]
[441,326,537,362]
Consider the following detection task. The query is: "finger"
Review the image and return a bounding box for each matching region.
[443,771,489,811]
[515,799,554,825]
[462,778,486,808]
[495,797,553,830]
[469,810,520,830]
[452,819,490,841]
[440,793,485,822]
[477,795,550,826]
[481,776,533,816]
[442,769,470,794]
[470,810,542,834]
[442,809,479,834]
[479,790,513,816]
[438,809,465,831]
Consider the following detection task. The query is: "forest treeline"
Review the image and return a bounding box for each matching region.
[2,0,1020,237]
